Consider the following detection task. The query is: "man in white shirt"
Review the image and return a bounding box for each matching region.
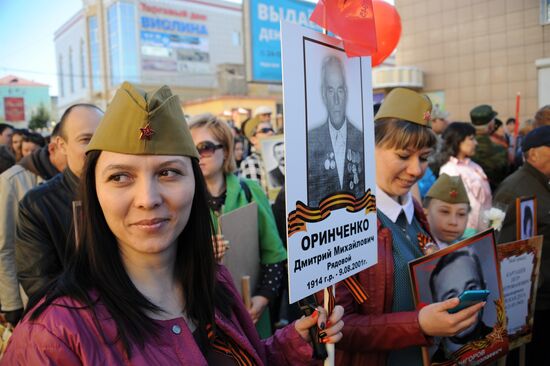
[307,55,364,207]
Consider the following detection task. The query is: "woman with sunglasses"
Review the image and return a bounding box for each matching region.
[189,114,287,339]
[335,89,486,366]
[1,83,344,365]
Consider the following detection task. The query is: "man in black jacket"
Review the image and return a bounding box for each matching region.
[14,104,103,313]
[494,125,550,364]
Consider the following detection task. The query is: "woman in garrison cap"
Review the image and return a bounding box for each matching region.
[1,82,343,365]
[334,88,486,366]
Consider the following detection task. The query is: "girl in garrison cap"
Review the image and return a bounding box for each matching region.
[334,88,486,366]
[1,82,344,365]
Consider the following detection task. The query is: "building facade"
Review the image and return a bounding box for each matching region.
[55,0,244,111]
[394,0,550,123]
[0,75,50,128]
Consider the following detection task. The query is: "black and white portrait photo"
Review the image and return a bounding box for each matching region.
[280,22,377,302]
[306,52,365,207]
[409,231,507,365]
[268,141,285,187]
[519,198,536,240]
[260,135,285,198]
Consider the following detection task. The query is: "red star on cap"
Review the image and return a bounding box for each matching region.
[423,111,431,122]
[449,189,458,198]
[139,123,155,141]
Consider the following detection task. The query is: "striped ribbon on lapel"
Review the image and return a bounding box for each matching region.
[342,276,368,304]
[207,324,256,366]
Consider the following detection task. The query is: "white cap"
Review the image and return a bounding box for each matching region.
[253,105,272,117]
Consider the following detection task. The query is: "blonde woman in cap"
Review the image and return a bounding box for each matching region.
[188,113,287,339]
[1,83,344,365]
[335,88,485,366]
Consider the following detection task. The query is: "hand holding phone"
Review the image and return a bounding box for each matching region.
[447,289,490,314]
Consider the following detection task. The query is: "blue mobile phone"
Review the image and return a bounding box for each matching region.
[447,289,490,314]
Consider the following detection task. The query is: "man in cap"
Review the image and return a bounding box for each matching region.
[534,105,550,128]
[15,104,103,305]
[469,104,509,191]
[240,114,275,192]
[0,124,67,326]
[307,55,364,207]
[428,105,449,175]
[254,105,273,124]
[423,174,471,248]
[494,125,550,364]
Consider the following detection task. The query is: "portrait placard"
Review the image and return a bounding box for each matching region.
[409,230,508,366]
[497,236,543,349]
[219,202,260,298]
[281,21,377,303]
[516,196,537,240]
[259,135,285,201]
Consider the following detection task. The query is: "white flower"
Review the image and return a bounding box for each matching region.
[483,207,506,231]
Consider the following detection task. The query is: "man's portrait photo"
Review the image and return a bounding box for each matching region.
[260,135,285,194]
[519,198,536,240]
[268,141,285,187]
[429,250,493,362]
[306,54,365,207]
[409,231,506,365]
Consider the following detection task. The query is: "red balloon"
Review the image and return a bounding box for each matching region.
[371,0,402,67]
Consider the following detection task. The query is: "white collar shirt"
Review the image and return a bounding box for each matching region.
[328,118,347,188]
[376,185,415,224]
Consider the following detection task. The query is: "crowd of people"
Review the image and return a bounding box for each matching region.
[0,82,548,365]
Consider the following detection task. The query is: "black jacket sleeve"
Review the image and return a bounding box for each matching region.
[15,198,62,300]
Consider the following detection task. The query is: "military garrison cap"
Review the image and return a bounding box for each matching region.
[470,104,497,126]
[242,115,262,139]
[374,88,433,127]
[426,173,470,205]
[86,82,199,159]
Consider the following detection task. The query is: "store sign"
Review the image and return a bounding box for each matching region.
[245,0,321,83]
[139,2,210,74]
[4,97,25,122]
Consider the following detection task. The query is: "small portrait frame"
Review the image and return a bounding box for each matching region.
[259,135,285,201]
[409,230,508,366]
[516,196,537,240]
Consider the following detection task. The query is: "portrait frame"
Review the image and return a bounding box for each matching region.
[409,230,508,366]
[259,135,285,201]
[516,196,537,240]
[304,41,365,208]
[497,236,543,350]
[281,21,377,303]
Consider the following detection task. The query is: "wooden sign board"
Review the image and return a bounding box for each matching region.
[219,202,260,298]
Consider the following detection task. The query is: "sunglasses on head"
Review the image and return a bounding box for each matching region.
[254,127,274,135]
[196,141,223,157]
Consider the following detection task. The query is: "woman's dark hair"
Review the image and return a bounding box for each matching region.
[438,122,476,164]
[523,204,533,235]
[28,150,232,357]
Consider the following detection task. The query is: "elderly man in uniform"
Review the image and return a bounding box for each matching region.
[470,105,508,191]
[307,55,364,207]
